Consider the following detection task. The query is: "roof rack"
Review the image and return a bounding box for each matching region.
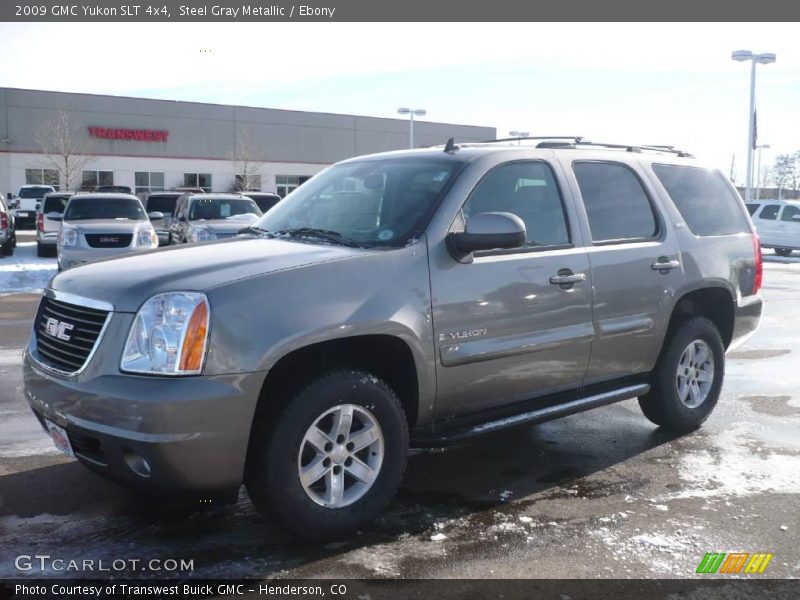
[438,136,693,158]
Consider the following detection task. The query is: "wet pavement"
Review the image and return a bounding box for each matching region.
[0,254,798,579]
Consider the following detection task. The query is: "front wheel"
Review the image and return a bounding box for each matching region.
[639,316,724,432]
[775,248,793,257]
[246,370,409,539]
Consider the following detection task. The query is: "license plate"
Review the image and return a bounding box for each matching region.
[19,211,33,218]
[45,419,74,457]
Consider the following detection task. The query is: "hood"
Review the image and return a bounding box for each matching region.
[49,237,370,312]
[192,217,257,235]
[65,219,150,233]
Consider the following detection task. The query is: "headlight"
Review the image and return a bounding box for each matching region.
[121,292,210,375]
[136,228,158,248]
[58,228,78,247]
[190,227,216,242]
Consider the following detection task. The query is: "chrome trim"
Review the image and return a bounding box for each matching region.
[29,294,114,379]
[45,289,115,312]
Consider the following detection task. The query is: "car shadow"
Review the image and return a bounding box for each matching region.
[0,401,683,578]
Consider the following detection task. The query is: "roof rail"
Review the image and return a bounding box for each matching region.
[435,137,693,157]
[478,135,585,144]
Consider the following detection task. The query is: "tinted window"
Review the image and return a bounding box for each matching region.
[44,196,71,214]
[745,203,760,216]
[782,205,800,222]
[189,198,261,220]
[19,187,53,199]
[462,161,569,247]
[256,158,463,247]
[760,205,780,221]
[249,195,281,213]
[652,164,750,236]
[64,198,146,221]
[573,162,658,243]
[146,195,179,214]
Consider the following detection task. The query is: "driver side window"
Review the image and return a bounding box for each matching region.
[462,161,570,248]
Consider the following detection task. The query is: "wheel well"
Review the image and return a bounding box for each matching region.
[668,288,735,348]
[253,335,420,429]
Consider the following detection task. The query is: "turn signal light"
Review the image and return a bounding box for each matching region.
[179,300,209,372]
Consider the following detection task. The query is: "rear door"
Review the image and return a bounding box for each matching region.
[562,159,685,383]
[775,204,800,248]
[752,203,783,246]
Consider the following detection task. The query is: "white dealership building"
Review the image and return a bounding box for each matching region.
[0,87,495,197]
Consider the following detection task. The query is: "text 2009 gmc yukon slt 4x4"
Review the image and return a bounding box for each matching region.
[23,139,763,538]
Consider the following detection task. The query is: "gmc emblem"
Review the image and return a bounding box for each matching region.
[44,317,74,341]
[99,237,119,243]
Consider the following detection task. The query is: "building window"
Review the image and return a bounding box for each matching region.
[81,170,114,191]
[235,174,262,192]
[276,175,311,198]
[184,173,212,192]
[26,168,60,189]
[135,171,165,194]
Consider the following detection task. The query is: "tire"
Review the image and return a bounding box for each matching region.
[37,243,45,257]
[1,239,12,257]
[775,248,793,257]
[246,370,409,539]
[639,316,725,433]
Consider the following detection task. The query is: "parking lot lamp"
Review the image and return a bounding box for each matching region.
[509,130,529,145]
[731,50,776,203]
[755,144,770,200]
[397,107,427,149]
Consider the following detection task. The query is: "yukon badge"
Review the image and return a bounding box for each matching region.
[439,328,488,342]
[44,317,74,341]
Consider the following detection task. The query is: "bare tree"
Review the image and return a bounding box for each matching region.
[230,129,266,192]
[34,108,94,191]
[770,152,800,200]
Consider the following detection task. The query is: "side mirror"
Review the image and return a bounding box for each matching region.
[148,211,165,220]
[46,213,62,221]
[447,212,526,261]
[35,202,41,211]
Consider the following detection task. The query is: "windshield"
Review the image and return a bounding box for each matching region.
[189,198,261,220]
[20,187,54,199]
[253,158,463,247]
[64,198,146,221]
[146,195,179,214]
[44,196,71,214]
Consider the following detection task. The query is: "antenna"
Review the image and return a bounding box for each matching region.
[443,138,457,153]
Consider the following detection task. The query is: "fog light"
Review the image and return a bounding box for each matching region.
[123,450,151,478]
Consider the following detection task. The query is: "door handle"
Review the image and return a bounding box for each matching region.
[651,259,681,271]
[550,272,587,285]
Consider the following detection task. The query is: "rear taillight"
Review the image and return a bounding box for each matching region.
[752,233,763,295]
[37,212,44,232]
[0,213,6,229]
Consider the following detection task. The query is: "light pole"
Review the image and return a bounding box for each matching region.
[731,50,776,203]
[509,130,529,145]
[397,107,426,149]
[755,143,770,200]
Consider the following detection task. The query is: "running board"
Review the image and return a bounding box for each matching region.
[412,383,650,447]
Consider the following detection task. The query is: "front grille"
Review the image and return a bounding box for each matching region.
[84,233,132,248]
[34,296,109,373]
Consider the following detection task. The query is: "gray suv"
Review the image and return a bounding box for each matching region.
[23,140,763,538]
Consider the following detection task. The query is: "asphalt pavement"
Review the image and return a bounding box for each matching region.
[0,244,798,580]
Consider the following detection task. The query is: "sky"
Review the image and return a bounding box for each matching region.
[1,22,798,183]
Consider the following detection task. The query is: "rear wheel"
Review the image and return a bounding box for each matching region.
[37,243,46,257]
[1,238,12,257]
[246,370,409,539]
[639,317,724,432]
[775,248,793,257]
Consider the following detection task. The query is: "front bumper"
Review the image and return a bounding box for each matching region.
[23,350,265,496]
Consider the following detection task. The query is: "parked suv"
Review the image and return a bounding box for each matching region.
[37,192,74,256]
[170,193,261,243]
[53,193,160,270]
[0,194,16,256]
[143,192,183,246]
[23,140,762,538]
[12,184,56,227]
[242,191,282,214]
[745,199,800,256]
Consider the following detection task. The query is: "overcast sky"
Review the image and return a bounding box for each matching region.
[1,22,798,182]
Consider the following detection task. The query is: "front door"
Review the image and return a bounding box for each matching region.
[430,160,594,420]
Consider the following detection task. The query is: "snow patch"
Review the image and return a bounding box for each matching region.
[0,242,56,294]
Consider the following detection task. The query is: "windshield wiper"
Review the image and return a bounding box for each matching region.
[273,227,367,248]
[238,225,272,236]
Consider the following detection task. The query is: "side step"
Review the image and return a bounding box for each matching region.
[412,383,650,447]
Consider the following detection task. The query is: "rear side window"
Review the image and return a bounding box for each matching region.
[44,196,70,214]
[782,205,800,222]
[573,162,658,243]
[745,203,760,216]
[652,164,750,236]
[146,195,178,214]
[760,205,780,221]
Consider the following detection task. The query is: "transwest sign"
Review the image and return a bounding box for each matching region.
[88,127,170,142]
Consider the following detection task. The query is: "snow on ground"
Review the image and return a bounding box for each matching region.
[0,242,56,294]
